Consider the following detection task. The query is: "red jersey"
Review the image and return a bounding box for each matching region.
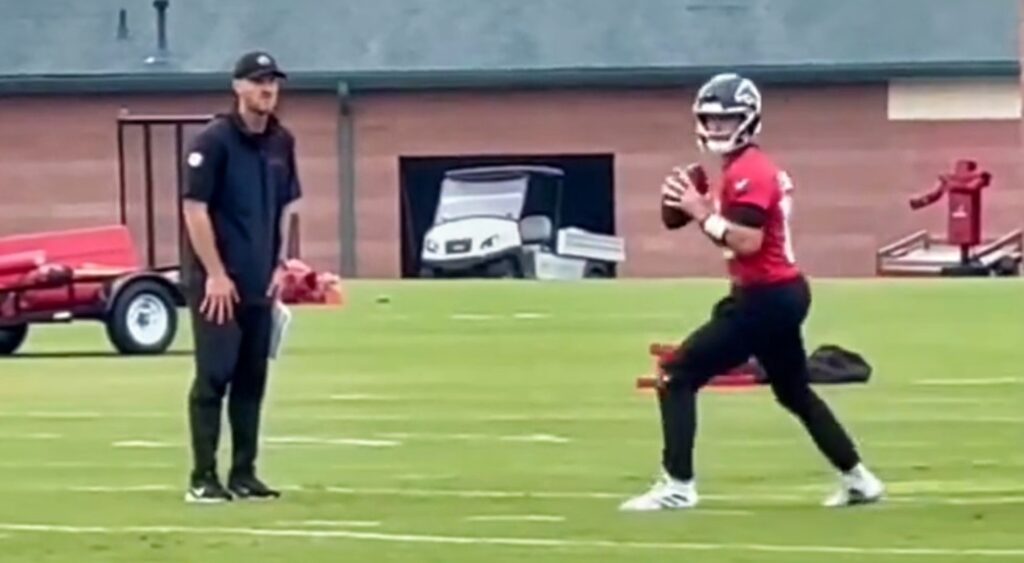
[714,146,801,286]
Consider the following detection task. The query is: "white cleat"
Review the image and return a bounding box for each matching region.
[823,463,885,507]
[619,472,698,511]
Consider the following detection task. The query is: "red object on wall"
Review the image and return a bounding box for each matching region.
[945,160,990,247]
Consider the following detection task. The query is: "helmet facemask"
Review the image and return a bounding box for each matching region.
[694,106,760,155]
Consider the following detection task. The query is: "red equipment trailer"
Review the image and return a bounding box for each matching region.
[0,112,213,355]
[0,111,335,355]
[0,225,182,354]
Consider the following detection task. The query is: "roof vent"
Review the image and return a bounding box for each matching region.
[145,0,170,66]
[116,8,129,40]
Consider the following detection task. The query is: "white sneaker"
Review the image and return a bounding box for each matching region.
[619,472,698,511]
[823,463,885,507]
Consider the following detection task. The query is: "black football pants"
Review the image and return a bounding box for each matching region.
[658,276,860,481]
[187,300,273,483]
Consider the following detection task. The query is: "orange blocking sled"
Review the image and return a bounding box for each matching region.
[636,342,761,392]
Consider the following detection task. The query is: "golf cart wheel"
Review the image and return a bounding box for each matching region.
[486,257,522,279]
[584,262,612,278]
[0,324,28,355]
[106,280,177,355]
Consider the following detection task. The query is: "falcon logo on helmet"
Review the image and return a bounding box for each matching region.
[692,73,763,154]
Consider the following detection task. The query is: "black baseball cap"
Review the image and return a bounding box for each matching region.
[233,51,287,80]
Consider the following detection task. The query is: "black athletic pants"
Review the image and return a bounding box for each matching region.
[187,300,273,483]
[658,275,860,481]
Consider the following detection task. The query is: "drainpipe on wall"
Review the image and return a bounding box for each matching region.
[337,80,358,278]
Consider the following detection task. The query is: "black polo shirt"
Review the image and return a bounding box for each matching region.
[182,112,301,305]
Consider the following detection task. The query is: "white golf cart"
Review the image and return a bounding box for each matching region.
[419,165,625,279]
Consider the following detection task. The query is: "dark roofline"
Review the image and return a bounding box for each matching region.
[0,61,1016,95]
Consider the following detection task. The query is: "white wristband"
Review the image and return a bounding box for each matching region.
[701,213,729,241]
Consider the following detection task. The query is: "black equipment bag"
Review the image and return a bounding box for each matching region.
[749,344,871,385]
[806,344,872,384]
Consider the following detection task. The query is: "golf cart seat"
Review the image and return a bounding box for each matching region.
[520,215,553,249]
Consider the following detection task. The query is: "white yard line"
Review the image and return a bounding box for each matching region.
[275,520,381,528]
[889,397,1010,406]
[2,409,1022,424]
[4,412,104,419]
[321,486,1024,506]
[778,479,1024,495]
[450,314,498,321]
[44,483,1024,508]
[328,394,395,401]
[277,414,415,421]
[512,313,550,320]
[111,441,174,448]
[0,523,1021,557]
[466,515,565,523]
[450,313,551,321]
[378,433,570,444]
[69,485,175,493]
[501,434,571,444]
[913,378,1023,386]
[0,462,171,469]
[861,415,1024,424]
[0,433,62,440]
[320,486,806,502]
[395,473,460,482]
[713,439,935,449]
[106,436,403,449]
[266,436,401,448]
[51,485,786,501]
[897,496,1024,507]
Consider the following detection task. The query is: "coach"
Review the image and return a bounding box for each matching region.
[180,50,301,503]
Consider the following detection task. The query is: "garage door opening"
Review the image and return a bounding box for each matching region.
[399,154,617,279]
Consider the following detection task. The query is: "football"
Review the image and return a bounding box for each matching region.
[685,162,711,195]
[661,201,691,229]
[661,163,710,230]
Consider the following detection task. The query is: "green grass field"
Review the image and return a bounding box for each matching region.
[1,278,1022,562]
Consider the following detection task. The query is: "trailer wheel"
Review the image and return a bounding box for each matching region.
[0,324,28,355]
[106,280,177,355]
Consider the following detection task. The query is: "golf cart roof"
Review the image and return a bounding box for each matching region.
[443,165,565,182]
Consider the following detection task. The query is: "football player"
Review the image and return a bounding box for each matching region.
[620,73,884,511]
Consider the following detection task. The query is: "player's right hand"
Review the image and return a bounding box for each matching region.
[201,273,239,325]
